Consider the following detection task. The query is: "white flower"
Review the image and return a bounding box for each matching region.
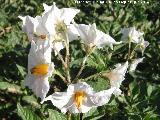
[18,16,35,40]
[25,40,54,102]
[43,2,80,29]
[19,3,80,55]
[129,57,144,72]
[43,2,79,36]
[121,27,144,43]
[105,61,128,96]
[136,38,149,54]
[42,82,115,113]
[67,24,79,41]
[42,3,80,54]
[19,15,49,42]
[74,23,121,50]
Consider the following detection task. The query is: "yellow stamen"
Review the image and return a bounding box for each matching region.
[74,91,86,110]
[39,35,47,40]
[31,64,49,76]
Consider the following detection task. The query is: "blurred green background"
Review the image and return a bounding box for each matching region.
[0,0,160,119]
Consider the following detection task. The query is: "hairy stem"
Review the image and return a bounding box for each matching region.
[78,71,107,82]
[127,40,131,60]
[53,42,67,69]
[54,70,67,83]
[67,113,71,120]
[74,55,88,81]
[64,33,71,83]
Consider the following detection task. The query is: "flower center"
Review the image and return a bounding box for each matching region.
[74,91,86,110]
[39,35,47,40]
[30,64,49,76]
[55,21,67,33]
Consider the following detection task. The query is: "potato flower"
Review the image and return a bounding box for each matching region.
[25,40,54,102]
[104,62,128,96]
[129,57,144,72]
[121,27,144,43]
[136,38,149,54]
[42,3,80,54]
[42,82,116,113]
[74,23,121,52]
[18,15,49,42]
[19,3,80,55]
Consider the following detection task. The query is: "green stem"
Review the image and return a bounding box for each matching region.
[54,70,67,83]
[64,33,71,83]
[129,44,139,59]
[67,113,71,120]
[78,71,107,82]
[74,55,88,81]
[53,42,67,69]
[127,41,131,60]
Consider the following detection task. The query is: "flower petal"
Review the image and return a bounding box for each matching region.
[121,27,144,43]
[67,82,93,95]
[60,8,80,25]
[67,24,79,41]
[96,29,121,49]
[42,92,72,113]
[89,87,116,106]
[25,76,49,102]
[129,57,144,72]
[19,16,35,40]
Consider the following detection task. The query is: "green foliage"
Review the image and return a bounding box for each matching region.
[17,103,41,120]
[46,109,67,120]
[0,0,160,120]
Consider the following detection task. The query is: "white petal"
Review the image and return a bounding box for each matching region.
[89,87,116,106]
[74,23,90,44]
[79,97,94,113]
[60,8,80,25]
[136,39,149,54]
[113,61,128,75]
[68,96,95,113]
[43,3,52,14]
[96,30,121,49]
[67,82,93,95]
[67,24,79,41]
[88,23,97,44]
[67,102,79,113]
[24,74,33,89]
[34,16,49,36]
[43,92,72,113]
[53,42,64,55]
[48,63,55,77]
[129,57,144,72]
[112,88,122,96]
[43,8,57,35]
[121,27,143,43]
[19,16,35,40]
[28,40,52,69]
[25,76,49,102]
[108,61,128,89]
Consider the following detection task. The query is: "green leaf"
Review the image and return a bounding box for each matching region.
[129,80,139,98]
[0,81,22,94]
[17,103,41,120]
[16,64,26,77]
[87,50,107,71]
[83,107,105,120]
[22,96,40,108]
[46,109,67,120]
[87,77,110,92]
[147,84,153,97]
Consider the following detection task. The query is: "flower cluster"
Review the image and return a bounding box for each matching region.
[19,2,149,114]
